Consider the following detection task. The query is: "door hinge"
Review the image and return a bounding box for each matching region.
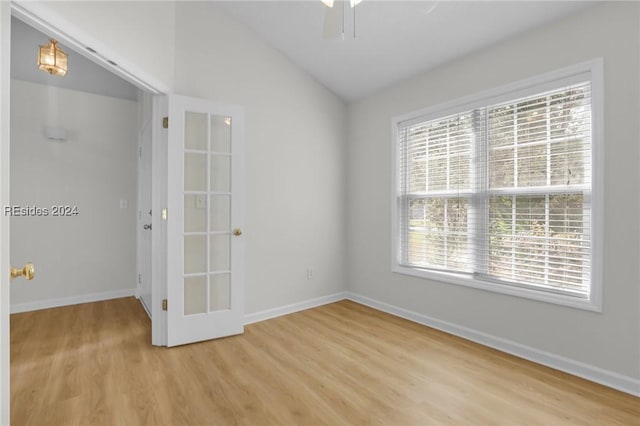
[162,299,168,311]
[162,208,168,221]
[138,273,141,284]
[162,116,168,129]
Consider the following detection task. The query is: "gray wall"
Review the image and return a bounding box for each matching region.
[21,0,349,318]
[347,2,640,381]
[10,80,138,307]
[174,2,348,314]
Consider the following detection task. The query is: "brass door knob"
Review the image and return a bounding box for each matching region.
[233,228,242,236]
[10,263,35,280]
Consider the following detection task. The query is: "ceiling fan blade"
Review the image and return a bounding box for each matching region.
[323,1,343,39]
[422,2,438,16]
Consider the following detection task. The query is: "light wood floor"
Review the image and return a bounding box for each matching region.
[10,297,640,425]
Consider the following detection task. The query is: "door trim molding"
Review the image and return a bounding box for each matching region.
[151,96,168,346]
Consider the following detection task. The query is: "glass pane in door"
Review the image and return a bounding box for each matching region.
[184,194,207,232]
[184,275,207,315]
[211,115,231,153]
[185,153,207,191]
[184,235,207,274]
[210,234,230,271]
[185,112,207,150]
[210,273,231,311]
[210,155,231,192]
[210,196,230,232]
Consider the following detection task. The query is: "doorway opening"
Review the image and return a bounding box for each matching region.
[5,0,245,354]
[9,16,154,322]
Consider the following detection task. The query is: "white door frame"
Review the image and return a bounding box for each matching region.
[1,3,12,424]
[1,2,172,421]
[151,96,168,346]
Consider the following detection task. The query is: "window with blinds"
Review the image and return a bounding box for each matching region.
[394,63,601,308]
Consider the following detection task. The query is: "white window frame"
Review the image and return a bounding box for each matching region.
[391,59,604,312]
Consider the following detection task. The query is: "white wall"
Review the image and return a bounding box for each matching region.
[10,80,138,308]
[174,2,348,315]
[347,2,640,382]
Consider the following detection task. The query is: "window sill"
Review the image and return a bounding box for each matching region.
[392,264,602,312]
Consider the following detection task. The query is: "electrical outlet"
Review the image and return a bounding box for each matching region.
[306,267,313,280]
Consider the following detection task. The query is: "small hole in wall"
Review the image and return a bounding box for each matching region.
[107,60,118,67]
[86,47,97,53]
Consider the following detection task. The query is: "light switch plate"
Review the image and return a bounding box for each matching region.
[195,195,206,209]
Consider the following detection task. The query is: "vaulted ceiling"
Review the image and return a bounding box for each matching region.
[218,1,596,102]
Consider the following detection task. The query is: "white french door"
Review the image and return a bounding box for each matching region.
[165,95,244,347]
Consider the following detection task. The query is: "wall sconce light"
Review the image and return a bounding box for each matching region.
[44,126,68,141]
[38,39,67,76]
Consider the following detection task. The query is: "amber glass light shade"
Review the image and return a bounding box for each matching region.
[38,39,67,76]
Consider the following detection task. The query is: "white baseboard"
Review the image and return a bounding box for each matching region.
[244,292,347,325]
[345,292,640,398]
[10,288,136,314]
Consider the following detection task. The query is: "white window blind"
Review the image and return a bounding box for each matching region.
[399,112,474,272]
[397,78,593,300]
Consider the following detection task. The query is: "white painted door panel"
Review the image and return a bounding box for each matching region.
[166,95,244,347]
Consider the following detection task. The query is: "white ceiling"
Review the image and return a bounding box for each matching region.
[218,1,596,102]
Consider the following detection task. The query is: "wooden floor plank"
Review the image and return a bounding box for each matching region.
[10,297,640,425]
